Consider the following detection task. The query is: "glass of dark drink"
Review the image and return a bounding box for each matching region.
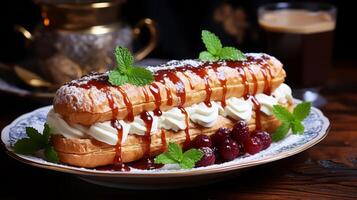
[258,2,337,106]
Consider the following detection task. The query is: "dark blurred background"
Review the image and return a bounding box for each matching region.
[1,0,356,65]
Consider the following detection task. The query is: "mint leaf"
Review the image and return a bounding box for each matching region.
[179,156,195,169]
[272,102,311,141]
[109,46,154,86]
[293,102,311,121]
[167,142,183,162]
[202,30,222,55]
[25,127,44,146]
[43,123,51,144]
[219,47,247,61]
[127,67,154,86]
[13,138,42,154]
[199,51,217,61]
[183,149,203,163]
[44,146,59,163]
[291,120,304,134]
[272,105,294,123]
[180,149,203,169]
[13,124,59,163]
[154,153,177,164]
[199,30,246,61]
[272,122,290,142]
[115,46,133,71]
[108,70,129,86]
[154,142,204,169]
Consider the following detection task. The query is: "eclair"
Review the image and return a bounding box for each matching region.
[48,53,294,168]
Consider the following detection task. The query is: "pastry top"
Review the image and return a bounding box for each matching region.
[53,53,285,125]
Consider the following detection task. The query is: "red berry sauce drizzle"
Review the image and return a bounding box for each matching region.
[149,83,162,116]
[130,111,163,170]
[189,65,212,107]
[68,75,131,171]
[225,55,274,130]
[155,68,191,146]
[246,64,262,131]
[211,62,228,107]
[142,87,150,103]
[67,54,274,170]
[160,130,167,152]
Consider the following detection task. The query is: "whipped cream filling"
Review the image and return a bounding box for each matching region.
[48,109,131,145]
[47,110,86,139]
[272,83,293,104]
[88,121,130,145]
[188,102,219,127]
[223,97,253,121]
[48,84,292,145]
[159,107,187,131]
[255,93,278,115]
[130,112,159,135]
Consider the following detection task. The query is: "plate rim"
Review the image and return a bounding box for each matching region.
[1,104,330,178]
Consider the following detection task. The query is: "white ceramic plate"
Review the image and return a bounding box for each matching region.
[1,100,330,189]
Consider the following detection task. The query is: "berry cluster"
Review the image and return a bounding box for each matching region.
[192,121,272,167]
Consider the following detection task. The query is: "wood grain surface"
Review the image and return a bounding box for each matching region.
[0,88,356,199]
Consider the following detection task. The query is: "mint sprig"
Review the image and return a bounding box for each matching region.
[13,123,59,163]
[154,142,204,169]
[108,46,154,86]
[199,30,246,62]
[272,102,311,142]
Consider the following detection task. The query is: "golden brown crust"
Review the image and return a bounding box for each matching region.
[53,55,285,125]
[52,104,293,168]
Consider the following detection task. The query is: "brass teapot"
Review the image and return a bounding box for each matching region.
[16,0,158,85]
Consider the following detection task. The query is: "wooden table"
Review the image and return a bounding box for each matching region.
[0,88,356,199]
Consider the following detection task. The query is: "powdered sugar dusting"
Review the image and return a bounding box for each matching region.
[246,53,268,59]
[53,53,274,111]
[146,53,271,73]
[67,72,109,85]
[54,86,86,111]
[146,59,204,73]
[54,83,108,112]
[58,53,271,87]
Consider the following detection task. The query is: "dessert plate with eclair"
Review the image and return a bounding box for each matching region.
[1,31,330,189]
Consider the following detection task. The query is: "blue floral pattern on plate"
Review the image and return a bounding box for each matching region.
[1,100,330,176]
